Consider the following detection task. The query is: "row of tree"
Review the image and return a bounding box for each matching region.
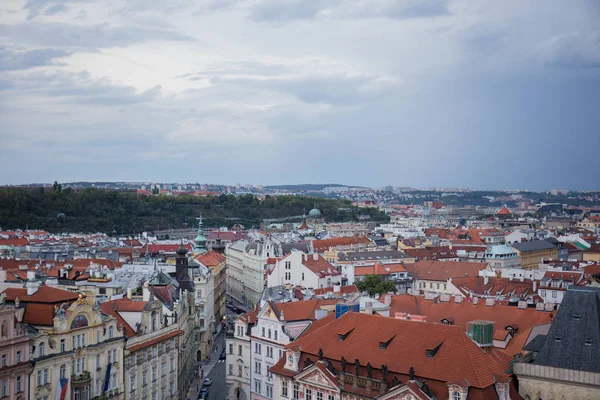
[0,187,389,234]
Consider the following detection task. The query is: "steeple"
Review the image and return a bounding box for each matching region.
[175,240,195,292]
[193,216,207,252]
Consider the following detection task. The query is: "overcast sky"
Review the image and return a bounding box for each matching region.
[1,0,599,190]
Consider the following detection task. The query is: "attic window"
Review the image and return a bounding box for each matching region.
[555,336,562,343]
[379,335,396,350]
[338,328,354,342]
[573,313,581,321]
[426,342,443,358]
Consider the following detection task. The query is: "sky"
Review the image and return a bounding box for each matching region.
[1,0,599,191]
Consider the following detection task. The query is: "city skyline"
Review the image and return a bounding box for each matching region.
[1,0,599,190]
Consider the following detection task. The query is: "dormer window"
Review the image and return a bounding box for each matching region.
[426,342,443,358]
[452,391,461,400]
[573,313,581,321]
[338,328,354,342]
[585,339,593,346]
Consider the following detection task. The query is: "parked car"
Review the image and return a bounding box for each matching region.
[198,388,209,399]
[219,351,226,360]
[202,378,212,386]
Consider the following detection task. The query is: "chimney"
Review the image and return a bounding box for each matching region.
[365,301,373,315]
[473,297,479,305]
[26,281,39,296]
[533,280,537,291]
[483,275,489,285]
[313,253,318,261]
[383,294,392,306]
[142,282,150,301]
[127,287,132,299]
[46,277,58,287]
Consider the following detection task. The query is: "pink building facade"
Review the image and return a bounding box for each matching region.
[0,305,32,400]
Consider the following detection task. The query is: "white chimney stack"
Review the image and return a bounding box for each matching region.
[365,301,373,315]
[533,280,537,292]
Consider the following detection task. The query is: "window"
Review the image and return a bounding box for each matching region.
[108,326,114,339]
[60,339,66,352]
[266,384,273,398]
[279,350,283,359]
[293,384,299,400]
[328,396,334,400]
[229,344,233,354]
[436,283,440,289]
[108,350,112,364]
[82,333,86,347]
[317,392,323,400]
[142,371,147,386]
[130,372,137,391]
[161,362,166,376]
[302,273,305,280]
[262,327,265,337]
[1,354,5,367]
[306,388,312,400]
[16,375,22,392]
[43,368,48,384]
[453,391,461,400]
[255,343,261,354]
[274,330,278,341]
[238,365,242,377]
[16,350,21,363]
[60,364,67,379]
[281,381,288,397]
[268,329,271,339]
[229,364,233,375]
[285,272,291,280]
[238,345,242,356]
[152,365,157,381]
[1,380,7,397]
[255,361,261,374]
[97,330,101,343]
[540,290,546,297]
[96,354,101,367]
[39,342,45,357]
[254,379,261,394]
[37,370,42,386]
[285,261,291,269]
[170,357,175,372]
[552,291,557,298]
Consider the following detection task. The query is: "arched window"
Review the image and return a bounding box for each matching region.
[452,391,461,400]
[39,342,45,357]
[60,364,67,379]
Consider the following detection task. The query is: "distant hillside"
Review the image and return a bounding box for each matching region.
[265,183,360,191]
[0,187,389,233]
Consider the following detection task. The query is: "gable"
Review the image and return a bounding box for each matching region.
[295,364,339,391]
[259,303,279,321]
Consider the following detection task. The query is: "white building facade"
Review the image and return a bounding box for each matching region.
[267,252,340,290]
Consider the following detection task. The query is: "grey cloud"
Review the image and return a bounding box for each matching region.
[23,0,93,20]
[2,70,163,106]
[211,74,392,105]
[538,31,600,68]
[0,46,69,71]
[0,22,195,49]
[248,0,449,22]
[44,4,69,16]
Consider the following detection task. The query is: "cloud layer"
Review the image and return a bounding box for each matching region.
[0,0,599,189]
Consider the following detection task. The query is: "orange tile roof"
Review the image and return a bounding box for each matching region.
[451,276,535,299]
[268,299,324,322]
[497,206,512,215]
[312,285,359,296]
[283,312,512,395]
[100,298,148,337]
[410,260,485,282]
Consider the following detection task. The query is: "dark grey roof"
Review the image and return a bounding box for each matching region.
[281,241,311,255]
[523,334,546,352]
[512,240,557,253]
[532,287,600,372]
[338,250,408,262]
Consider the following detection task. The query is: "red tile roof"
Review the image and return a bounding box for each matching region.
[23,303,58,326]
[194,251,225,267]
[354,262,406,277]
[147,243,193,253]
[2,286,80,303]
[497,206,512,215]
[389,294,553,356]
[100,298,148,337]
[312,236,371,252]
[280,312,513,397]
[299,254,340,277]
[0,238,29,247]
[127,329,183,352]
[312,285,359,296]
[451,276,535,299]
[410,260,485,282]
[268,299,325,322]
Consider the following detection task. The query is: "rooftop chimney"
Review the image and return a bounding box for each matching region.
[365,301,373,315]
[533,280,537,291]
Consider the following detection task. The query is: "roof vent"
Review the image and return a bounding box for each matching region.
[454,295,463,303]
[473,297,479,305]
[485,298,495,307]
[517,301,527,310]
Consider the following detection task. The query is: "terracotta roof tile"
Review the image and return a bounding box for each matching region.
[2,286,80,303]
[410,260,485,282]
[194,251,225,267]
[312,236,371,252]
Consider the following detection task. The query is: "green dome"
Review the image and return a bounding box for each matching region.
[308,208,321,218]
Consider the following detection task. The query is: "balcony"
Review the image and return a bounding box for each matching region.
[92,389,121,400]
[71,371,92,383]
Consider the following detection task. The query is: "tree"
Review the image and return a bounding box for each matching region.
[356,274,397,297]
